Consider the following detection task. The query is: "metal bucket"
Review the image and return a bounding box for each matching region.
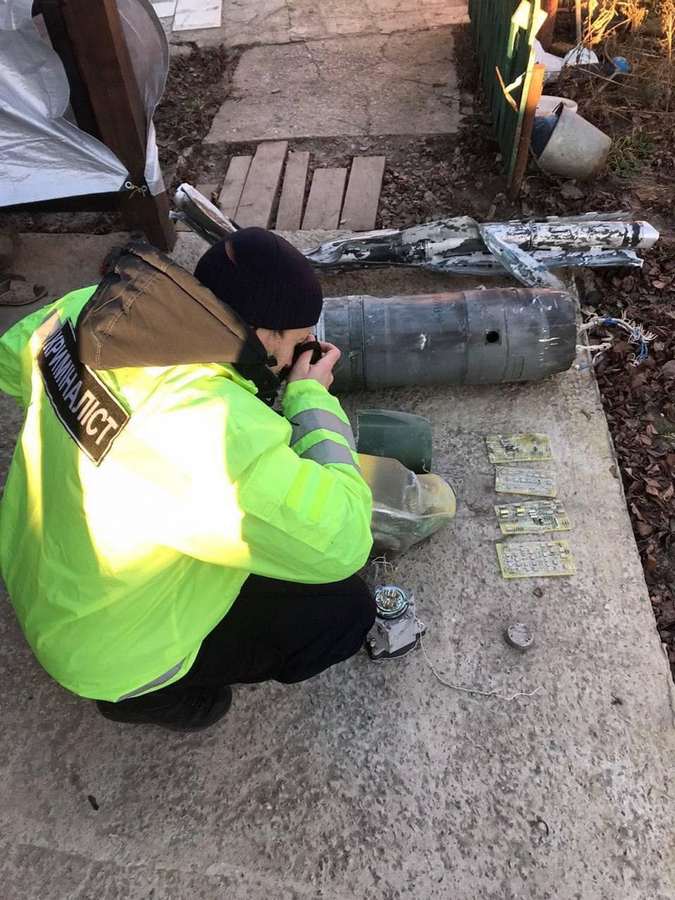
[320,288,577,391]
[537,105,612,180]
[536,96,578,116]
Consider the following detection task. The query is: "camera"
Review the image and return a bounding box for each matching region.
[292,340,323,366]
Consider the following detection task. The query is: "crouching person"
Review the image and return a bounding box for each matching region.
[0,228,374,731]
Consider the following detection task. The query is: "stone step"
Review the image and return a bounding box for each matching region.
[205,30,460,143]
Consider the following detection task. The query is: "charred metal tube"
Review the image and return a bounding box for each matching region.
[172,184,237,244]
[170,188,659,288]
[305,217,659,267]
[319,288,577,391]
[486,219,659,251]
[304,216,659,289]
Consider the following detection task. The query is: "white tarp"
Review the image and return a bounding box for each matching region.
[0,0,168,207]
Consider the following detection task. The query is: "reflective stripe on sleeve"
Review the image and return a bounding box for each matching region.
[117,659,185,701]
[290,408,356,451]
[300,439,359,468]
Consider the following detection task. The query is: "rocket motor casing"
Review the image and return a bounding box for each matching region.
[320,287,577,391]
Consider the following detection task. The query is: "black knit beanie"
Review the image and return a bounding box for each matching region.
[194,227,323,330]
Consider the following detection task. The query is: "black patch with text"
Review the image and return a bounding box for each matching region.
[38,318,129,465]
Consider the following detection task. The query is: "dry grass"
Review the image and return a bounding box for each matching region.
[619,0,649,31]
[555,24,675,146]
[583,0,651,43]
[606,128,655,175]
[661,0,675,59]
[585,0,620,45]
[620,0,649,30]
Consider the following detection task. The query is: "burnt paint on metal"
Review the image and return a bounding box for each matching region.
[303,217,658,288]
[168,192,658,287]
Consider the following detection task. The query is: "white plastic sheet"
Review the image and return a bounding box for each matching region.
[117,0,169,196]
[0,0,168,207]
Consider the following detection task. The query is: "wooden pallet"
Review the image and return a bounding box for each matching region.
[215,143,385,232]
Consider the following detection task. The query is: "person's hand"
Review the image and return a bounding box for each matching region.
[288,341,341,390]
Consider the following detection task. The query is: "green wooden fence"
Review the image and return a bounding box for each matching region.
[468,0,547,193]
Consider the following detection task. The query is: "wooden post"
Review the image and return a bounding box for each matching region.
[59,0,175,250]
[575,0,583,44]
[538,0,559,51]
[508,63,546,199]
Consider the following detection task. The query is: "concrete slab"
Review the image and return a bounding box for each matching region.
[288,0,469,43]
[173,0,469,49]
[173,0,222,31]
[0,233,130,338]
[1,233,674,899]
[205,30,460,144]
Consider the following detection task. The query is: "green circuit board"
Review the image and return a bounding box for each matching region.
[495,466,557,498]
[486,433,553,464]
[496,540,576,579]
[495,501,572,535]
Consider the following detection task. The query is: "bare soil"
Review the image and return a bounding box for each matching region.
[155,42,239,189]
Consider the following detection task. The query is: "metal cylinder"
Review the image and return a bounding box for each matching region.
[320,288,577,391]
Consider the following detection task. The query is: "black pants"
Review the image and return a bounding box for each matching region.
[151,574,375,697]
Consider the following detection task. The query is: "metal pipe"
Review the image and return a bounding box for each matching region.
[172,184,237,243]
[319,288,577,391]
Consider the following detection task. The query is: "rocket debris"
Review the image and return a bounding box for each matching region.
[171,185,659,289]
[304,214,659,290]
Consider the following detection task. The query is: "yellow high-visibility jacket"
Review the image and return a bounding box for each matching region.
[0,248,372,701]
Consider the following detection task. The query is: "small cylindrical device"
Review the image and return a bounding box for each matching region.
[504,622,535,651]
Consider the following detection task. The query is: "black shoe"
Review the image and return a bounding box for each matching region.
[96,684,233,732]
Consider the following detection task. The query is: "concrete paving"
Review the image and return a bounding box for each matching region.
[168,0,468,48]
[205,29,461,144]
[1,233,674,899]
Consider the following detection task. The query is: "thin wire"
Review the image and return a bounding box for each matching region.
[578,315,655,368]
[418,633,544,703]
[369,565,543,702]
[370,555,395,583]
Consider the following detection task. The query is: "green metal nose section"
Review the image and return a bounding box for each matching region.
[356,409,433,474]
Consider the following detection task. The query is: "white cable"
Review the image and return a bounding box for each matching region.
[578,314,655,367]
[577,342,612,354]
[418,633,544,703]
[370,540,544,702]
